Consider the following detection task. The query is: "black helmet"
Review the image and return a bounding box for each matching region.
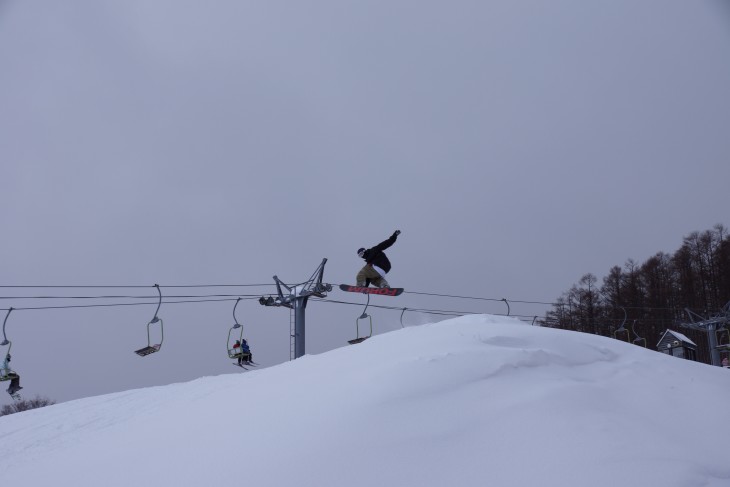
[357,248,365,257]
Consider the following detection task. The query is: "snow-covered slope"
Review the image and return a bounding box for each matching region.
[1,315,729,487]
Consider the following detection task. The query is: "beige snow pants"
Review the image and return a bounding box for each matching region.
[356,265,389,288]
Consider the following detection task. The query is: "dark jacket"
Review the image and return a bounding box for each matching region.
[361,233,398,273]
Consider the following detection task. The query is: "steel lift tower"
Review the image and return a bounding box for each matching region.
[259,258,332,359]
[681,301,730,366]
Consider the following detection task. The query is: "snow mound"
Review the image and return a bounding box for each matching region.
[1,315,729,487]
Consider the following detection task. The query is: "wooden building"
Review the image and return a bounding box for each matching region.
[657,329,698,362]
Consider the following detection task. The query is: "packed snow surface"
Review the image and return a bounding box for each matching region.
[1,315,729,487]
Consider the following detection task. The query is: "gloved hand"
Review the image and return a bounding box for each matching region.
[393,230,401,237]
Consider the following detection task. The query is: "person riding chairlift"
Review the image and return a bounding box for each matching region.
[1,354,22,396]
[232,339,252,366]
[239,338,252,365]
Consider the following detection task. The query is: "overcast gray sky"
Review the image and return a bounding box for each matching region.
[1,0,729,405]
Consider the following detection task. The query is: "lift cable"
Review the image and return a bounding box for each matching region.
[0,284,276,289]
[0,282,690,319]
[1,282,681,313]
[0,293,268,300]
[0,296,261,312]
[312,297,538,320]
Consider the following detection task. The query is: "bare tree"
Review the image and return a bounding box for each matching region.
[0,396,56,417]
[545,224,730,365]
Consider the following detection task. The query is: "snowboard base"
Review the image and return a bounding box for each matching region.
[339,285,403,296]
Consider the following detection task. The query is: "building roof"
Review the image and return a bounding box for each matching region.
[659,329,697,347]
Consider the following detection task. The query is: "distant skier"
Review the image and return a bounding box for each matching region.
[356,230,400,288]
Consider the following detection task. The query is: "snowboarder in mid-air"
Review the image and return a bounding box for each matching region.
[355,230,400,288]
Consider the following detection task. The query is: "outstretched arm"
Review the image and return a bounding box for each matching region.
[371,230,400,253]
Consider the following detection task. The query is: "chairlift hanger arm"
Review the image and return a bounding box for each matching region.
[233,297,242,326]
[1,307,12,345]
[614,307,628,334]
[359,293,371,319]
[150,284,162,323]
[502,298,510,316]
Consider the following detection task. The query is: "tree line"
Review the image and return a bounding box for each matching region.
[543,224,730,365]
[1,396,55,417]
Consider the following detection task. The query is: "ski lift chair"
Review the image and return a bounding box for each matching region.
[0,355,19,383]
[135,285,164,357]
[0,368,21,398]
[613,308,630,343]
[1,349,22,399]
[135,319,163,357]
[227,298,252,363]
[716,327,730,349]
[227,326,251,362]
[716,328,730,368]
[348,313,372,345]
[1,309,22,398]
[613,325,630,343]
[630,321,647,347]
[349,295,373,345]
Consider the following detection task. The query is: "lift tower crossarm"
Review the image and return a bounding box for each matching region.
[259,259,332,359]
